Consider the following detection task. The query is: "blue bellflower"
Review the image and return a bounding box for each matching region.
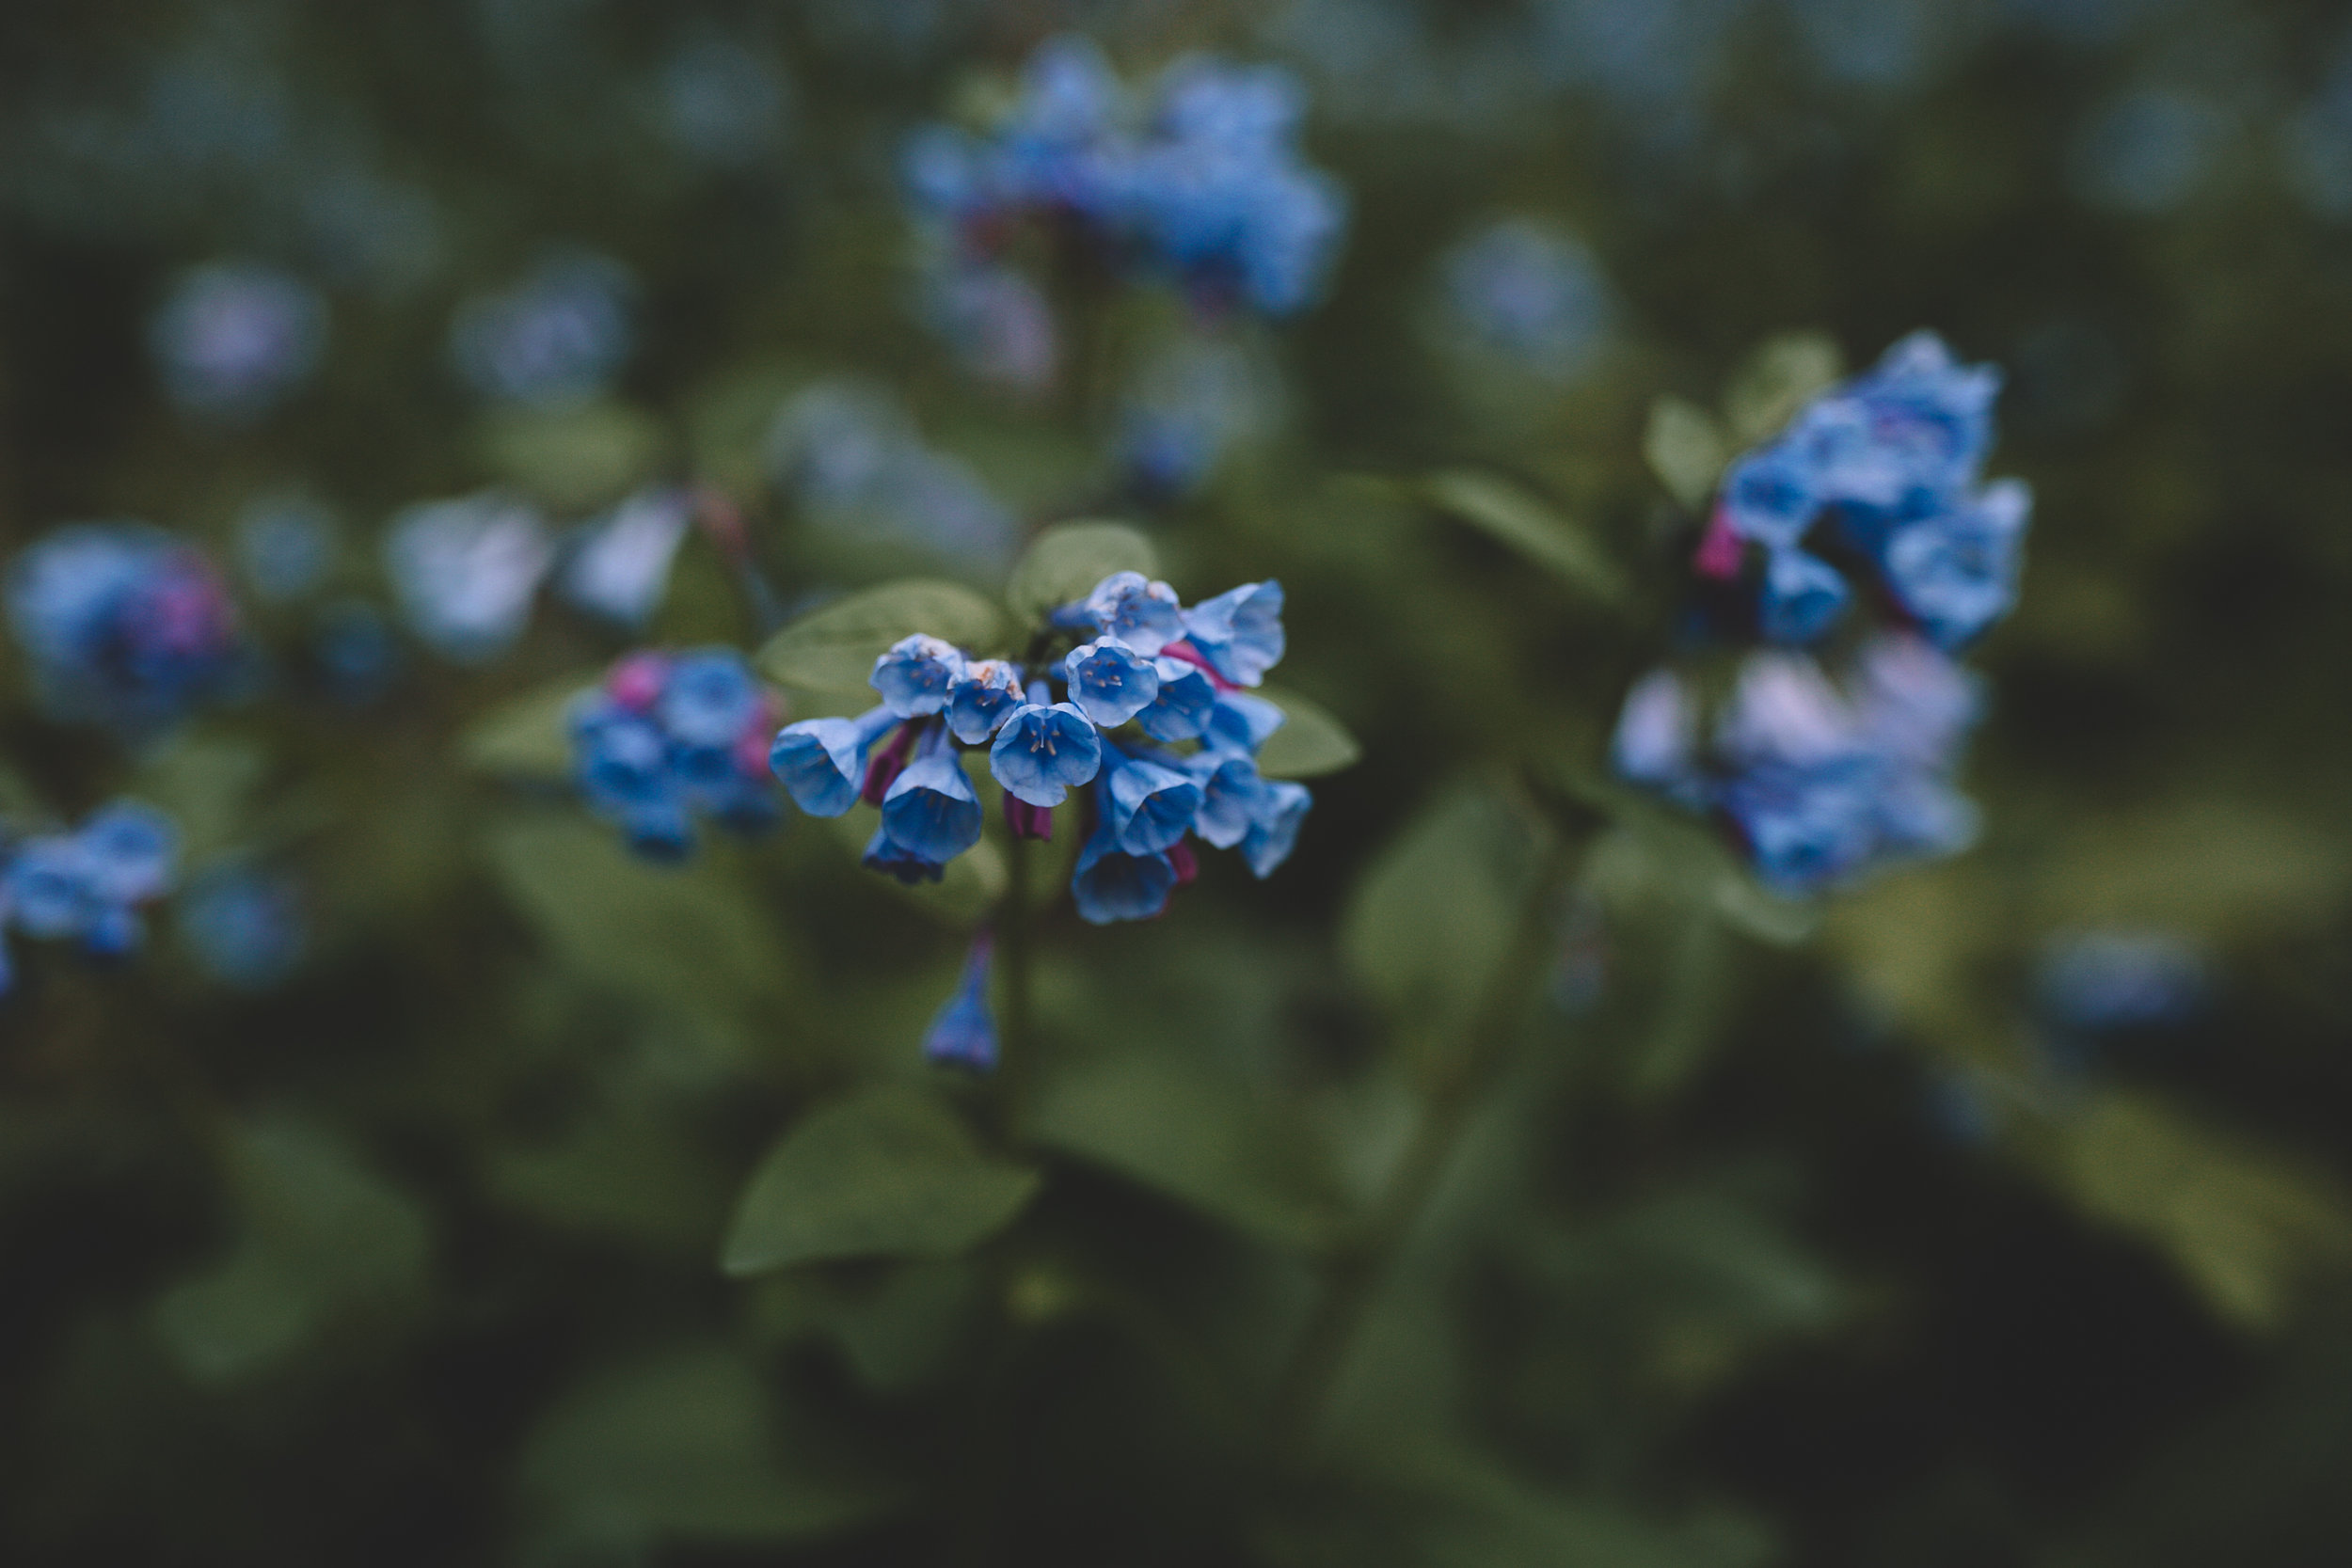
[0,800,181,986]
[571,649,783,861]
[765,568,1321,922]
[1703,332,2030,654]
[921,935,999,1071]
[6,523,245,736]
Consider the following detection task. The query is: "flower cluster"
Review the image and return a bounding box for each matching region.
[569,649,784,861]
[0,802,178,992]
[1702,332,2030,651]
[1613,331,2032,896]
[6,525,244,736]
[1614,636,1983,895]
[904,36,1349,319]
[449,252,634,408]
[769,571,1310,925]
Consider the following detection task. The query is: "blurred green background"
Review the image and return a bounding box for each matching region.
[5,1,2352,1564]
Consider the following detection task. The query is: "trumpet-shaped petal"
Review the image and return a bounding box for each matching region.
[658,648,763,747]
[1881,479,2030,650]
[1181,580,1285,687]
[1186,752,1267,849]
[1759,547,1851,645]
[1136,656,1218,741]
[769,706,897,816]
[1071,817,1177,925]
[1242,782,1311,877]
[872,633,965,718]
[922,937,998,1071]
[1080,571,1184,656]
[882,748,984,864]
[989,702,1103,806]
[1064,637,1160,727]
[1104,752,1202,854]
[946,657,1025,743]
[1201,690,1286,755]
[862,827,946,885]
[77,802,179,905]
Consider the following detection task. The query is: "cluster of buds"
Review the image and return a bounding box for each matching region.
[769,571,1310,925]
[568,649,784,860]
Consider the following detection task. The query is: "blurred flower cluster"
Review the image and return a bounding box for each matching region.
[570,649,785,861]
[6,525,245,737]
[0,802,178,990]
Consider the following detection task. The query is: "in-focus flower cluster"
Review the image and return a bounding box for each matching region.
[6,524,244,736]
[0,802,178,993]
[1612,331,2032,895]
[904,35,1349,320]
[769,570,1309,925]
[1703,332,2030,651]
[569,649,784,861]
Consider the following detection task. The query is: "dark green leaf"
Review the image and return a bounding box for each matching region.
[460,674,593,778]
[1029,1045,1345,1250]
[1255,686,1362,780]
[520,1346,898,1543]
[1420,469,1629,604]
[756,579,1009,691]
[1004,519,1160,626]
[720,1085,1041,1275]
[1343,784,1538,1053]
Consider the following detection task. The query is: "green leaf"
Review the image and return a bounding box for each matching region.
[2044,1089,2352,1332]
[1029,1045,1346,1250]
[151,1117,431,1385]
[461,674,594,778]
[520,1346,898,1544]
[1420,469,1629,604]
[135,736,267,863]
[1254,686,1362,780]
[1722,330,1843,447]
[720,1085,1041,1275]
[487,1105,736,1256]
[1004,518,1160,626]
[1643,396,1728,510]
[1342,784,1539,1059]
[756,579,1008,692]
[485,817,798,1039]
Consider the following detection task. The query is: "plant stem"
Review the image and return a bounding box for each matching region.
[1270,827,1584,1460]
[993,832,1036,1144]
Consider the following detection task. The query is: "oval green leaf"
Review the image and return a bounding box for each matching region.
[756,579,1009,692]
[1005,520,1159,626]
[1254,686,1362,780]
[720,1086,1041,1275]
[1421,469,1629,604]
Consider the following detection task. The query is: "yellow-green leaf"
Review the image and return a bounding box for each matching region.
[756,579,1008,692]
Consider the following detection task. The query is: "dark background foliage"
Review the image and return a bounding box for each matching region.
[3,2,2351,1565]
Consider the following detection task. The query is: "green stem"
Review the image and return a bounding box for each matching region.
[1270,827,1584,1460]
[993,833,1036,1144]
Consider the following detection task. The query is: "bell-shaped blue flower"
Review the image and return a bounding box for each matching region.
[990,697,1103,807]
[1717,447,1819,551]
[872,633,966,718]
[1080,571,1184,656]
[946,657,1025,744]
[862,826,946,885]
[1136,656,1218,741]
[1181,580,1284,687]
[1242,782,1311,877]
[922,936,997,1072]
[76,802,179,906]
[1071,816,1177,925]
[1064,637,1161,727]
[1104,751,1202,855]
[882,736,984,865]
[769,705,899,818]
[1880,479,2030,651]
[658,649,762,747]
[1201,690,1286,755]
[6,839,101,939]
[1186,752,1269,849]
[1759,548,1851,644]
